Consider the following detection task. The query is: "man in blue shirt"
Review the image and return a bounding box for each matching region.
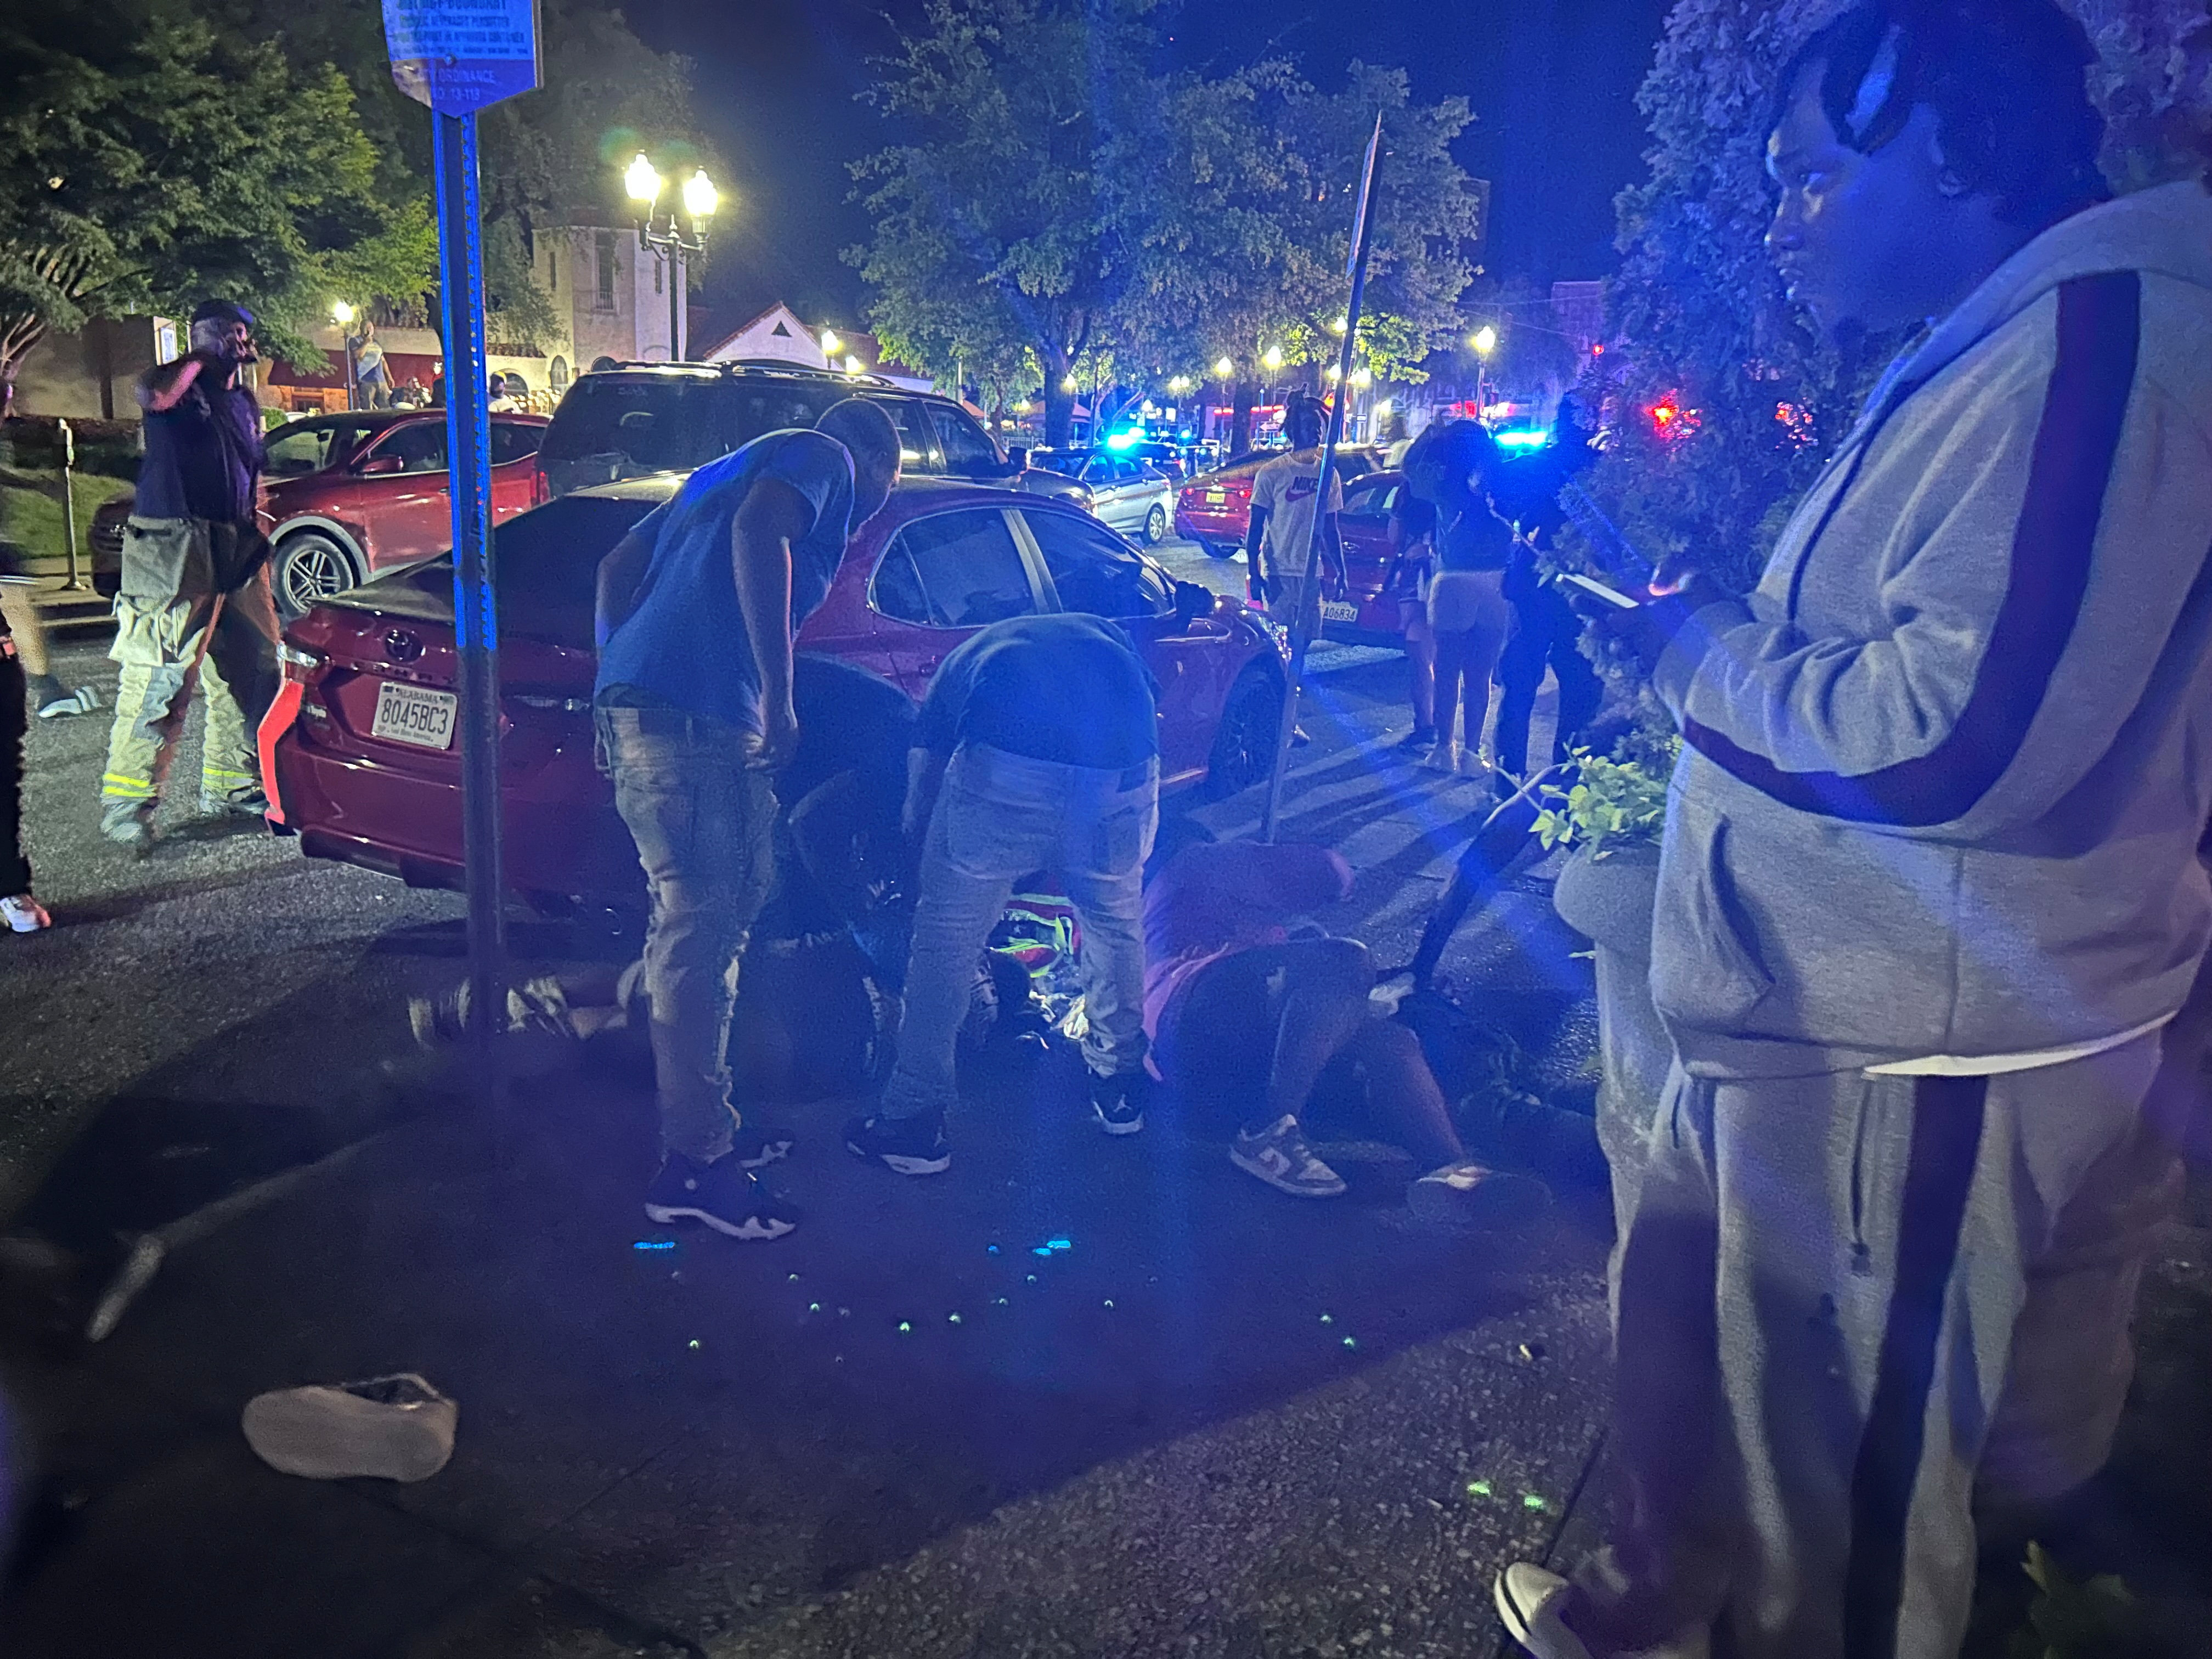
[594,398,901,1241]
[846,612,1160,1173]
[98,298,281,855]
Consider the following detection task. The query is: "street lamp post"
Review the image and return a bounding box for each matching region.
[1471,324,1498,419]
[1212,355,1233,447]
[625,155,717,363]
[332,299,358,409]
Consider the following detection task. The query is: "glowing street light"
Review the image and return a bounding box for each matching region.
[1330,315,1348,335]
[680,167,718,224]
[1261,343,1284,373]
[1471,325,1499,355]
[844,354,865,375]
[820,329,842,357]
[1166,375,1192,395]
[330,299,356,327]
[624,151,716,361]
[1471,324,1499,411]
[1213,355,1234,379]
[1061,373,1079,393]
[1324,363,1341,381]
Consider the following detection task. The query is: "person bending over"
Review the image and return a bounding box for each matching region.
[847,612,1160,1175]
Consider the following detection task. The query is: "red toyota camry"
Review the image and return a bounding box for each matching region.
[259,476,1287,910]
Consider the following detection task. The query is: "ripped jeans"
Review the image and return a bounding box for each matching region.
[880,743,1157,1120]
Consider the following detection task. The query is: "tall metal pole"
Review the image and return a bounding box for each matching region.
[433,110,509,1104]
[669,241,683,363]
[1261,114,1384,843]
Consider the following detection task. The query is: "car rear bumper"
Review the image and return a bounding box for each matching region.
[271,729,644,905]
[1176,507,1243,544]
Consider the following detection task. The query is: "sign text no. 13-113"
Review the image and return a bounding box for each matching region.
[382,0,542,116]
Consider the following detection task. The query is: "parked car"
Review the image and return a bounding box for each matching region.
[1026,450,1174,543]
[261,478,1287,911]
[84,410,551,617]
[538,361,1088,511]
[1172,446,1383,560]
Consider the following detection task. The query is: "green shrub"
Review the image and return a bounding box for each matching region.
[1533,733,1680,857]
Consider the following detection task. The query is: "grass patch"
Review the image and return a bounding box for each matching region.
[1,471,131,568]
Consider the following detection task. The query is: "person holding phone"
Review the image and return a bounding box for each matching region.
[96,299,280,856]
[1499,4,2212,1655]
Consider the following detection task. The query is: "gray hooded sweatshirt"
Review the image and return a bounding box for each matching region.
[1648,181,2212,1075]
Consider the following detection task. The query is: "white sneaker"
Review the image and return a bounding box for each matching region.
[1,894,52,933]
[1229,1114,1346,1198]
[1495,1564,1711,1659]
[1496,1564,1592,1659]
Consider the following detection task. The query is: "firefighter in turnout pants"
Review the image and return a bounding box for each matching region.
[98,299,280,854]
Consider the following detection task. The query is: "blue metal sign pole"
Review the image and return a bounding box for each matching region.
[433,110,507,1101]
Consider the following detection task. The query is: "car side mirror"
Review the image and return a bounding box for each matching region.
[356,455,404,476]
[1173,580,1215,627]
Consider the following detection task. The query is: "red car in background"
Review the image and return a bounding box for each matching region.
[262,477,1288,911]
[87,410,549,617]
[1171,447,1383,560]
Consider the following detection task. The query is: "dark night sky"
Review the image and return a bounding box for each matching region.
[619,0,1673,338]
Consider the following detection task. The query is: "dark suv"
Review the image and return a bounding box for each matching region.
[539,360,1086,506]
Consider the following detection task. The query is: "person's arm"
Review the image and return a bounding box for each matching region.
[730,476,815,768]
[138,353,211,414]
[1244,503,1271,599]
[1643,364,2212,838]
[594,528,658,648]
[902,746,951,843]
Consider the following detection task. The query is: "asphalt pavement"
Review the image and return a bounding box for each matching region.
[0,564,1621,1658]
[4,551,2203,1657]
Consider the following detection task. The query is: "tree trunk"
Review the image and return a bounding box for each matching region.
[1230,380,1255,454]
[1043,381,1075,448]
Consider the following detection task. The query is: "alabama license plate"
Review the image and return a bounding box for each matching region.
[370,680,458,750]
[1319,601,1359,623]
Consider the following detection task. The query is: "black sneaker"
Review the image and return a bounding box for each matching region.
[729,1120,794,1170]
[1395,725,1438,751]
[643,1153,799,1240]
[844,1109,951,1176]
[1090,1072,1146,1136]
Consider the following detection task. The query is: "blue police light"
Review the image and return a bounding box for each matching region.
[1495,428,1552,450]
[1104,428,1143,450]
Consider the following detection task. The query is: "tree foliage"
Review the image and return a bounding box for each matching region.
[0,5,433,382]
[848,0,1482,444]
[1580,0,2212,610]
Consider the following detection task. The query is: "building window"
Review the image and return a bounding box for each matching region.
[653,257,663,296]
[548,249,557,294]
[550,356,569,393]
[595,232,617,312]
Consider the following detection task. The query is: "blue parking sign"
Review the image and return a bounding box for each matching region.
[383,0,542,116]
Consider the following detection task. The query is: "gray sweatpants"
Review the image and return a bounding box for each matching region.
[1569,1036,2180,1659]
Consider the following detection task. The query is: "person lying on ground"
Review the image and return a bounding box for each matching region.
[1144,836,1548,1228]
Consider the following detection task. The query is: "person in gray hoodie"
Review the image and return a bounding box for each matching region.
[1498,3,2212,1657]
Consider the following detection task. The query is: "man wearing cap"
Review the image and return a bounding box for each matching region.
[97,299,280,854]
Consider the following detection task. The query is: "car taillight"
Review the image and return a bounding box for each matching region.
[278,641,325,686]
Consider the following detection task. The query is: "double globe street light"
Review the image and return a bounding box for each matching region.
[625,153,718,363]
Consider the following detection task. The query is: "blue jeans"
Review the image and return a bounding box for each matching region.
[597,705,777,1161]
[881,743,1158,1120]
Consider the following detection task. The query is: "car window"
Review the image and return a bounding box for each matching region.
[372,422,448,475]
[881,400,944,475]
[1342,477,1399,520]
[490,422,544,465]
[263,418,379,479]
[870,509,1037,628]
[540,376,831,495]
[1020,507,1172,619]
[1081,457,1117,487]
[930,405,1001,475]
